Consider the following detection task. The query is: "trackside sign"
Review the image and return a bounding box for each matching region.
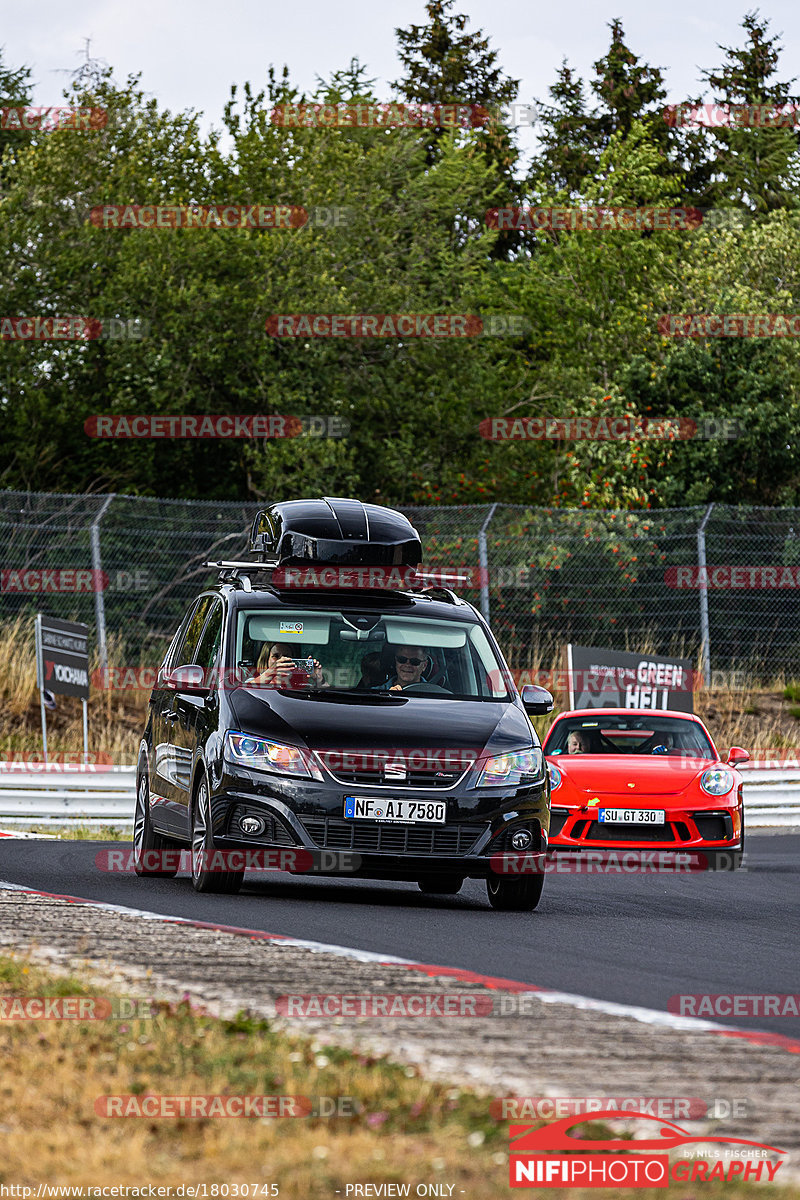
[566,644,694,713]
[35,614,90,700]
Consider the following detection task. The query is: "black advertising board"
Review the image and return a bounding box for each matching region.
[566,644,694,713]
[35,614,90,700]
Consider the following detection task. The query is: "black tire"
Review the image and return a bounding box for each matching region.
[418,876,464,895]
[133,768,180,878]
[191,775,244,894]
[486,873,545,911]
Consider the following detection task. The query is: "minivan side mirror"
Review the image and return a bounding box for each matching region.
[521,684,554,715]
[727,746,750,766]
[164,664,210,695]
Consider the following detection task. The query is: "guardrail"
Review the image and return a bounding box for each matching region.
[0,765,136,828]
[738,766,800,827]
[0,763,798,830]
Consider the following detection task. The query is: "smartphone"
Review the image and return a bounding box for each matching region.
[291,657,314,674]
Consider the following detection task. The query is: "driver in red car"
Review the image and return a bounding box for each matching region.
[566,729,590,754]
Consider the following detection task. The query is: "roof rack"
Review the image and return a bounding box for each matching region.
[205,559,466,603]
[204,559,277,592]
[406,584,461,604]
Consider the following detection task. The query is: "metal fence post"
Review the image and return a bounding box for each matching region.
[697,503,714,687]
[90,494,116,672]
[478,503,498,623]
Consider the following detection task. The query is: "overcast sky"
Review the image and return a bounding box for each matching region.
[5,0,800,165]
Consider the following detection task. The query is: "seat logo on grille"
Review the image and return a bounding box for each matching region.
[384,761,408,781]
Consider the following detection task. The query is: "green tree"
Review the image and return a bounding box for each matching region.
[686,11,800,211]
[0,47,34,194]
[393,0,521,245]
[530,20,672,203]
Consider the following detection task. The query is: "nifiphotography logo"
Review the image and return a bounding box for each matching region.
[508,1111,785,1188]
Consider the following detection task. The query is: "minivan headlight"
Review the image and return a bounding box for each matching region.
[477,748,543,788]
[700,767,734,796]
[225,732,323,780]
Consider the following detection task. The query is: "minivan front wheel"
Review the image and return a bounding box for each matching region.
[486,874,544,911]
[191,776,244,894]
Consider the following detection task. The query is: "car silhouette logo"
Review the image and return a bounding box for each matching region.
[510,1111,785,1156]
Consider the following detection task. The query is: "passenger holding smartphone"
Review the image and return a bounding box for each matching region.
[251,641,326,688]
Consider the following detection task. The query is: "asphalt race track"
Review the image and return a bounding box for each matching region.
[0,833,797,1037]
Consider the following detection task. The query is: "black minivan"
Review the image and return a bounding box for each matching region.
[135,498,553,910]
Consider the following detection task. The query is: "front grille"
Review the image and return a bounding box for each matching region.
[300,816,488,855]
[327,766,466,789]
[585,821,676,842]
[229,804,295,844]
[549,809,569,838]
[693,812,732,841]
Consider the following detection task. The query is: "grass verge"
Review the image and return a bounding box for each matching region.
[0,955,796,1196]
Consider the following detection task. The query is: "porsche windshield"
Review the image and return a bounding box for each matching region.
[546,715,714,758]
[233,608,513,700]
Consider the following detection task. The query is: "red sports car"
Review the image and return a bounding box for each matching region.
[543,709,748,868]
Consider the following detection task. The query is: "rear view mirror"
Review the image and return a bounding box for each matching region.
[727,746,750,766]
[164,664,209,695]
[521,684,554,715]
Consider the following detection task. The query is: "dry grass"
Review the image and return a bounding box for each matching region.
[0,954,795,1197]
[0,617,148,763]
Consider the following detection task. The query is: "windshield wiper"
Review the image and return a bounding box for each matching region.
[306,687,402,701]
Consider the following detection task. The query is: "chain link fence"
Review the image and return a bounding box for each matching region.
[1,488,798,680]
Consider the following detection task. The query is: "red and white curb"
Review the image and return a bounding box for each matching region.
[0,830,60,839]
[1,879,799,1054]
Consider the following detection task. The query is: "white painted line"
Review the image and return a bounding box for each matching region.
[531,988,726,1032]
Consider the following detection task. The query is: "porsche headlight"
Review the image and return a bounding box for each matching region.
[477,748,543,788]
[225,731,323,780]
[548,763,562,790]
[700,767,734,796]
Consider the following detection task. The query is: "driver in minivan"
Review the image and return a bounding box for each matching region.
[379,645,430,691]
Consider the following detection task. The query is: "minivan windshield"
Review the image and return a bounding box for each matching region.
[233,608,513,700]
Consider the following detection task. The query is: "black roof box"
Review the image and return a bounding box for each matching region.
[249,498,422,568]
